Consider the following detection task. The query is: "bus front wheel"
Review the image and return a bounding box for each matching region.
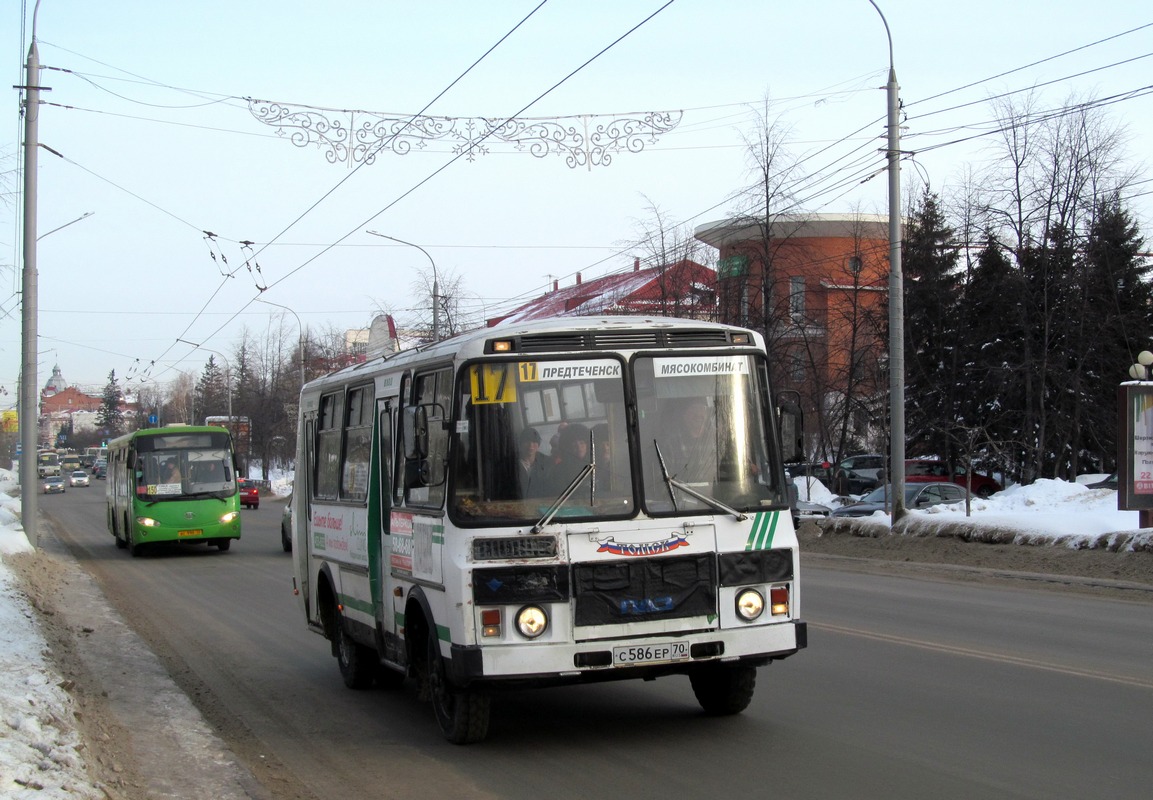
[426,633,490,744]
[689,663,756,715]
[335,609,376,690]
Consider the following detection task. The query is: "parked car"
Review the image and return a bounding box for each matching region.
[41,475,66,494]
[93,463,107,479]
[792,498,832,527]
[831,481,966,518]
[68,470,90,487]
[905,459,1002,498]
[238,478,260,509]
[281,493,293,552]
[833,454,886,494]
[786,461,835,486]
[1086,473,1118,490]
[92,458,107,475]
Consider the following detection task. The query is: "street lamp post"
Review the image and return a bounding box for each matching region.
[19,28,42,547]
[868,0,905,522]
[365,230,441,342]
[257,297,305,386]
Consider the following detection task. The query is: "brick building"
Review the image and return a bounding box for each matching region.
[694,213,892,453]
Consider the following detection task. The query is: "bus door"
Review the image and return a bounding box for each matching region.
[296,415,315,621]
[373,397,404,666]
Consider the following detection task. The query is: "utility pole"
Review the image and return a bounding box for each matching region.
[19,35,41,547]
[869,0,906,522]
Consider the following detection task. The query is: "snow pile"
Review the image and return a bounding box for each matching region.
[0,476,102,799]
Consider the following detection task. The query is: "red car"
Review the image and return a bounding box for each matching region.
[905,460,1001,498]
[238,478,260,509]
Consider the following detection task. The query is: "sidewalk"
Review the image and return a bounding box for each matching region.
[7,514,266,800]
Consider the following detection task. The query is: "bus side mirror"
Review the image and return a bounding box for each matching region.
[403,405,430,459]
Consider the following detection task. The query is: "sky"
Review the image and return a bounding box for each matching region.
[1,468,1149,795]
[2,1,1152,399]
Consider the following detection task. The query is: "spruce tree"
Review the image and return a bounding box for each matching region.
[96,370,125,440]
[902,190,961,461]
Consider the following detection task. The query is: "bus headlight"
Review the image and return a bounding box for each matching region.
[219,511,239,524]
[136,517,160,528]
[515,605,548,639]
[735,589,765,621]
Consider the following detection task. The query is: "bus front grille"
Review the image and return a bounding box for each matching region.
[571,553,716,626]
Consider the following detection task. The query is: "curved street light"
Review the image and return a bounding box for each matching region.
[365,230,441,342]
[257,297,305,386]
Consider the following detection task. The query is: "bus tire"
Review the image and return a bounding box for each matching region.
[216,539,231,551]
[128,530,145,558]
[336,610,376,690]
[112,518,127,549]
[689,663,756,716]
[427,633,490,744]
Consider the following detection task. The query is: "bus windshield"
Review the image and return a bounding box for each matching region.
[635,354,784,515]
[451,357,632,525]
[136,446,235,501]
[449,352,786,525]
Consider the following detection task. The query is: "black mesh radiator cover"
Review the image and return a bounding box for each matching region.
[572,553,716,626]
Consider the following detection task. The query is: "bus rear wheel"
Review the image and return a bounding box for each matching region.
[426,633,489,744]
[690,663,756,715]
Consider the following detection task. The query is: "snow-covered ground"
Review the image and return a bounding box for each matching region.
[0,468,1147,795]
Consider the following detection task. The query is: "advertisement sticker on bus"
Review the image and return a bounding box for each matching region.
[390,511,443,583]
[310,506,369,565]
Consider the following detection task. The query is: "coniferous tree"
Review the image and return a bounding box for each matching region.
[1077,195,1153,472]
[902,190,961,461]
[96,370,125,440]
[193,356,230,422]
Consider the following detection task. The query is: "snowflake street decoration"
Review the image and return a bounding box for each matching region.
[246,98,682,170]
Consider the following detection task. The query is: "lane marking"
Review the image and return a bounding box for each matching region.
[812,621,1153,691]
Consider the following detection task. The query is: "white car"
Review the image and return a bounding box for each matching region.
[68,470,91,487]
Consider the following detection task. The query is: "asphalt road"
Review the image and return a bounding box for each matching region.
[41,486,1153,800]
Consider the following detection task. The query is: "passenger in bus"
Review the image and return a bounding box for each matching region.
[545,423,591,495]
[517,427,549,498]
[162,459,182,484]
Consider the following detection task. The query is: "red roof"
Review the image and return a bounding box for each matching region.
[488,259,716,326]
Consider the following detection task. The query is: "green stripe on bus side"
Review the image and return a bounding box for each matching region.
[338,593,374,616]
[745,511,779,550]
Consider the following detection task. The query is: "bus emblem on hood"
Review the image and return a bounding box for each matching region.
[592,532,690,557]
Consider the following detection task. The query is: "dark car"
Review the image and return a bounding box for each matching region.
[238,478,260,509]
[1086,473,1118,490]
[786,461,836,486]
[833,454,886,495]
[905,459,1002,499]
[281,492,293,552]
[831,481,966,518]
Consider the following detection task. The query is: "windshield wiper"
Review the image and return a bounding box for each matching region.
[531,462,595,533]
[653,440,747,521]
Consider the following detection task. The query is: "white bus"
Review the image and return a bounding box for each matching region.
[291,316,806,743]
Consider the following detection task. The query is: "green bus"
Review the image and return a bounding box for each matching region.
[106,426,242,556]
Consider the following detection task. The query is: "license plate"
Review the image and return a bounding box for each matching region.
[612,641,690,666]
[178,529,203,537]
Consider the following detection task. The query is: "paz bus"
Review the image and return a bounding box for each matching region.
[290,316,807,743]
[106,425,242,556]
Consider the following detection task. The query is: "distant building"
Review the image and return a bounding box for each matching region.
[695,212,892,451]
[38,367,139,446]
[487,258,716,326]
